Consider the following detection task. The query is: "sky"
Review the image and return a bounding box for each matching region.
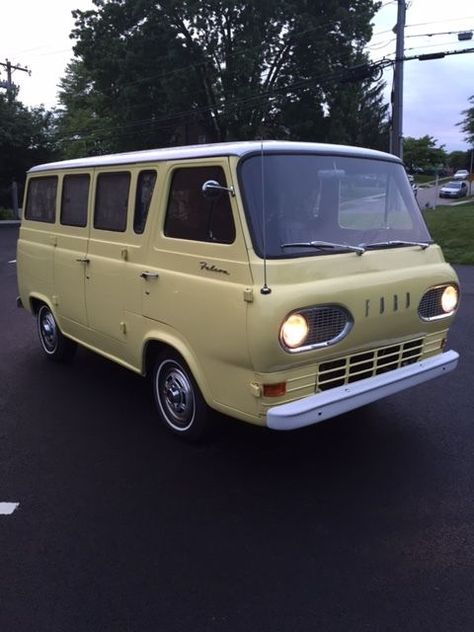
[1,0,473,152]
[372,0,474,151]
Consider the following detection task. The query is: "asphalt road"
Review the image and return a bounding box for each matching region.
[1,224,473,632]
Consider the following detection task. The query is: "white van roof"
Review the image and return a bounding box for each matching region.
[28,140,400,173]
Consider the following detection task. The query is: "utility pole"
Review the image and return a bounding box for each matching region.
[0,59,30,102]
[390,0,406,159]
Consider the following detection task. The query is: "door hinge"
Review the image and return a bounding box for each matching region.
[120,321,127,335]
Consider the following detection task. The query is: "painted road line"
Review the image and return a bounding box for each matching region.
[8,259,16,264]
[0,502,19,515]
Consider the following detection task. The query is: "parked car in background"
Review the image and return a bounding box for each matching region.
[439,180,469,198]
[453,169,469,180]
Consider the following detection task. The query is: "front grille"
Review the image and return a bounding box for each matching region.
[258,332,447,418]
[316,338,423,392]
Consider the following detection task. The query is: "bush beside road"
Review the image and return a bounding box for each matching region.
[0,207,16,220]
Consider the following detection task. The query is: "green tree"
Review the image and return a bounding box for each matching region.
[0,94,57,208]
[56,0,387,155]
[55,59,114,158]
[403,135,447,172]
[458,95,474,146]
[447,150,469,171]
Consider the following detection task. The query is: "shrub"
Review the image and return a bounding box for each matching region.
[0,207,15,220]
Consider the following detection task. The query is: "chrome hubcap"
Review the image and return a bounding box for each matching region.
[40,309,58,353]
[158,363,195,430]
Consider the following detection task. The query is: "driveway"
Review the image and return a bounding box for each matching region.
[416,181,473,208]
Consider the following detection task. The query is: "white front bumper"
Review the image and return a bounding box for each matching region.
[266,350,459,430]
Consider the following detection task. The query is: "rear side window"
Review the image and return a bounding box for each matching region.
[94,172,130,232]
[61,174,90,227]
[164,166,235,243]
[134,170,156,234]
[25,177,57,223]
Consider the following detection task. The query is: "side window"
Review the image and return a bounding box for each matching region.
[25,176,57,223]
[164,166,236,243]
[94,172,130,232]
[134,170,156,234]
[61,174,90,227]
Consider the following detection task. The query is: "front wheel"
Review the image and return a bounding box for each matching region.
[152,352,212,441]
[37,304,77,362]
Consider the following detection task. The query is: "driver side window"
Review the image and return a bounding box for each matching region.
[164,166,236,243]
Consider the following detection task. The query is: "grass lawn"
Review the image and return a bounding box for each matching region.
[422,201,474,265]
[414,175,438,185]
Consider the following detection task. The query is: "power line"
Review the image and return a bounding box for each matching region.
[405,28,474,39]
[405,16,474,29]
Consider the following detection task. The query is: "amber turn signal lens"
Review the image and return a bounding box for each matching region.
[263,382,287,397]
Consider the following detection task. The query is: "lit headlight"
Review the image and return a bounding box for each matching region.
[441,285,459,313]
[279,305,353,352]
[280,313,309,349]
[418,284,460,320]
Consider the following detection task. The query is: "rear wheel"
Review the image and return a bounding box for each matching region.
[152,351,212,441]
[37,304,77,362]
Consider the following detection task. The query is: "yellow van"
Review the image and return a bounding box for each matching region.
[17,141,460,439]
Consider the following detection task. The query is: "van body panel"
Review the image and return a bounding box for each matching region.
[246,250,458,373]
[138,157,255,413]
[54,232,89,327]
[141,321,259,421]
[17,224,55,311]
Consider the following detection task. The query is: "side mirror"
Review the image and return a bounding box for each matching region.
[202,180,235,198]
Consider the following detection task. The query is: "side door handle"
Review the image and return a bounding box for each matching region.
[140,271,159,280]
[76,257,90,264]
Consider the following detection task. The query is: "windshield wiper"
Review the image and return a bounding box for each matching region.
[359,240,430,251]
[281,240,366,255]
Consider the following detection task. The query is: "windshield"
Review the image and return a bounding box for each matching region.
[239,153,432,258]
[445,182,461,188]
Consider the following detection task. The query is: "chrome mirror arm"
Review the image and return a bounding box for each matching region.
[202,180,235,198]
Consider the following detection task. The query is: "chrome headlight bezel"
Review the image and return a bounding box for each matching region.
[418,284,460,321]
[279,305,353,353]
